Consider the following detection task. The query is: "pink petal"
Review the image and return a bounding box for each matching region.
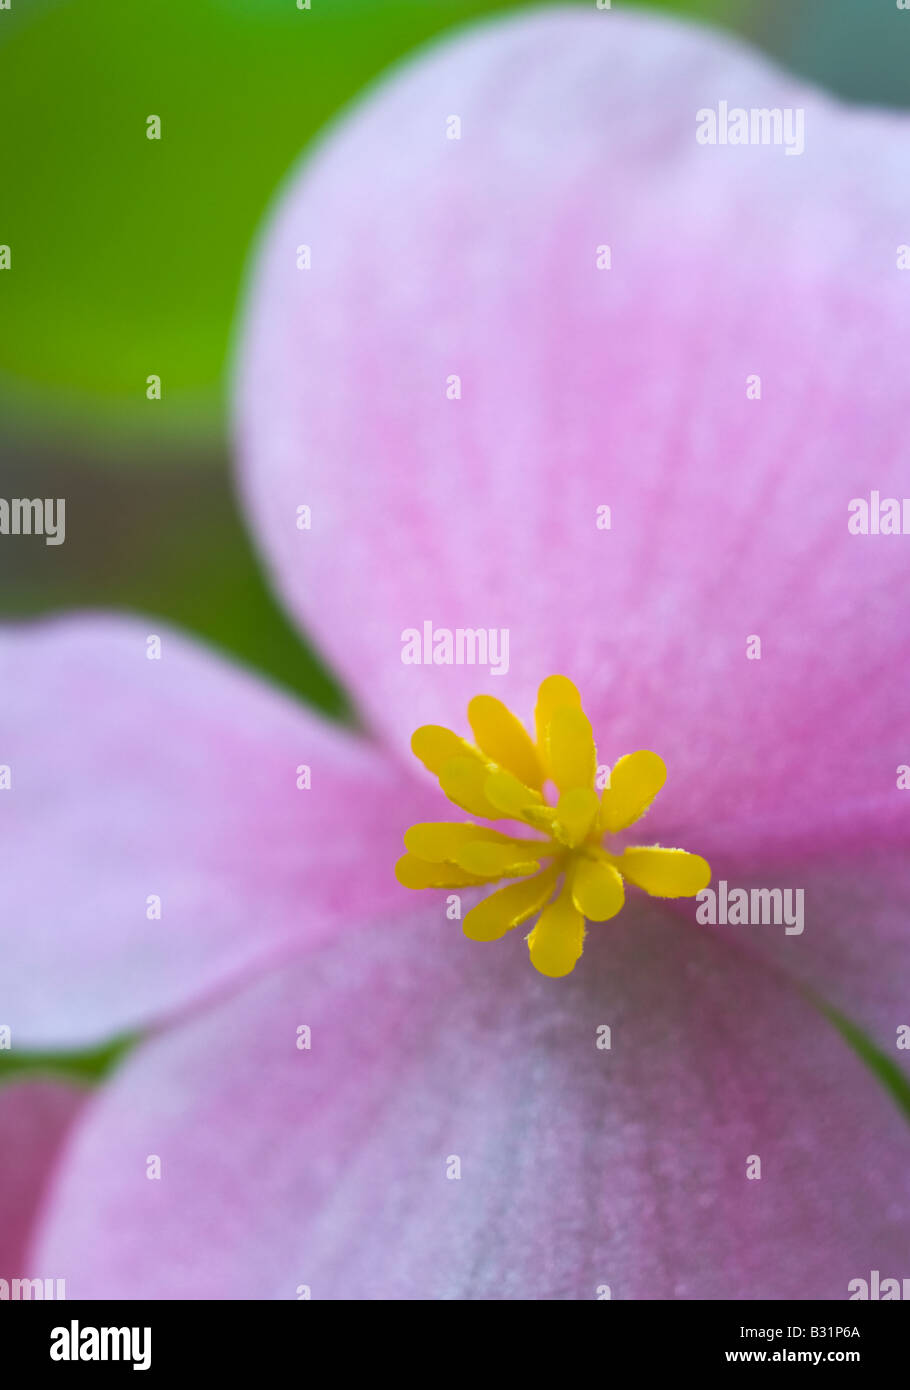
[692,842,910,1079]
[0,614,433,1048]
[236,7,909,863]
[0,1079,85,1276]
[34,903,910,1299]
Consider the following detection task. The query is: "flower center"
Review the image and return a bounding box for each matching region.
[397,675,710,978]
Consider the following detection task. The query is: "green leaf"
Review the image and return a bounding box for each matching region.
[0,1035,134,1089]
[815,998,910,1127]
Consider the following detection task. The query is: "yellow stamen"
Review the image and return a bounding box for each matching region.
[547,705,597,794]
[437,755,501,819]
[527,880,585,978]
[398,677,711,977]
[453,842,541,879]
[534,674,581,770]
[468,695,544,790]
[552,786,599,848]
[611,846,711,897]
[405,822,528,862]
[394,854,486,890]
[599,750,667,834]
[485,768,544,818]
[463,864,561,942]
[410,724,478,774]
[571,856,625,922]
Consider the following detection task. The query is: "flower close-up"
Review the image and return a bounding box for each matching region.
[2,4,909,1307]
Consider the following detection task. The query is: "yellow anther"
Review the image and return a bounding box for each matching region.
[399,677,710,977]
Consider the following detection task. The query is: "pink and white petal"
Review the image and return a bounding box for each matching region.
[0,614,434,1050]
[0,1079,86,1276]
[33,902,910,1300]
[236,7,910,862]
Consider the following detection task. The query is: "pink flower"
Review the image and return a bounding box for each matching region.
[3,8,909,1299]
[0,1082,84,1286]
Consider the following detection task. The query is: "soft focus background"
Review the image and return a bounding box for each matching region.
[0,0,908,1087]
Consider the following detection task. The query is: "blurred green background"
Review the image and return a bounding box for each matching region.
[1,0,908,721]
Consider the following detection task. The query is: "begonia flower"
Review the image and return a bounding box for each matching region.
[3,8,909,1299]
